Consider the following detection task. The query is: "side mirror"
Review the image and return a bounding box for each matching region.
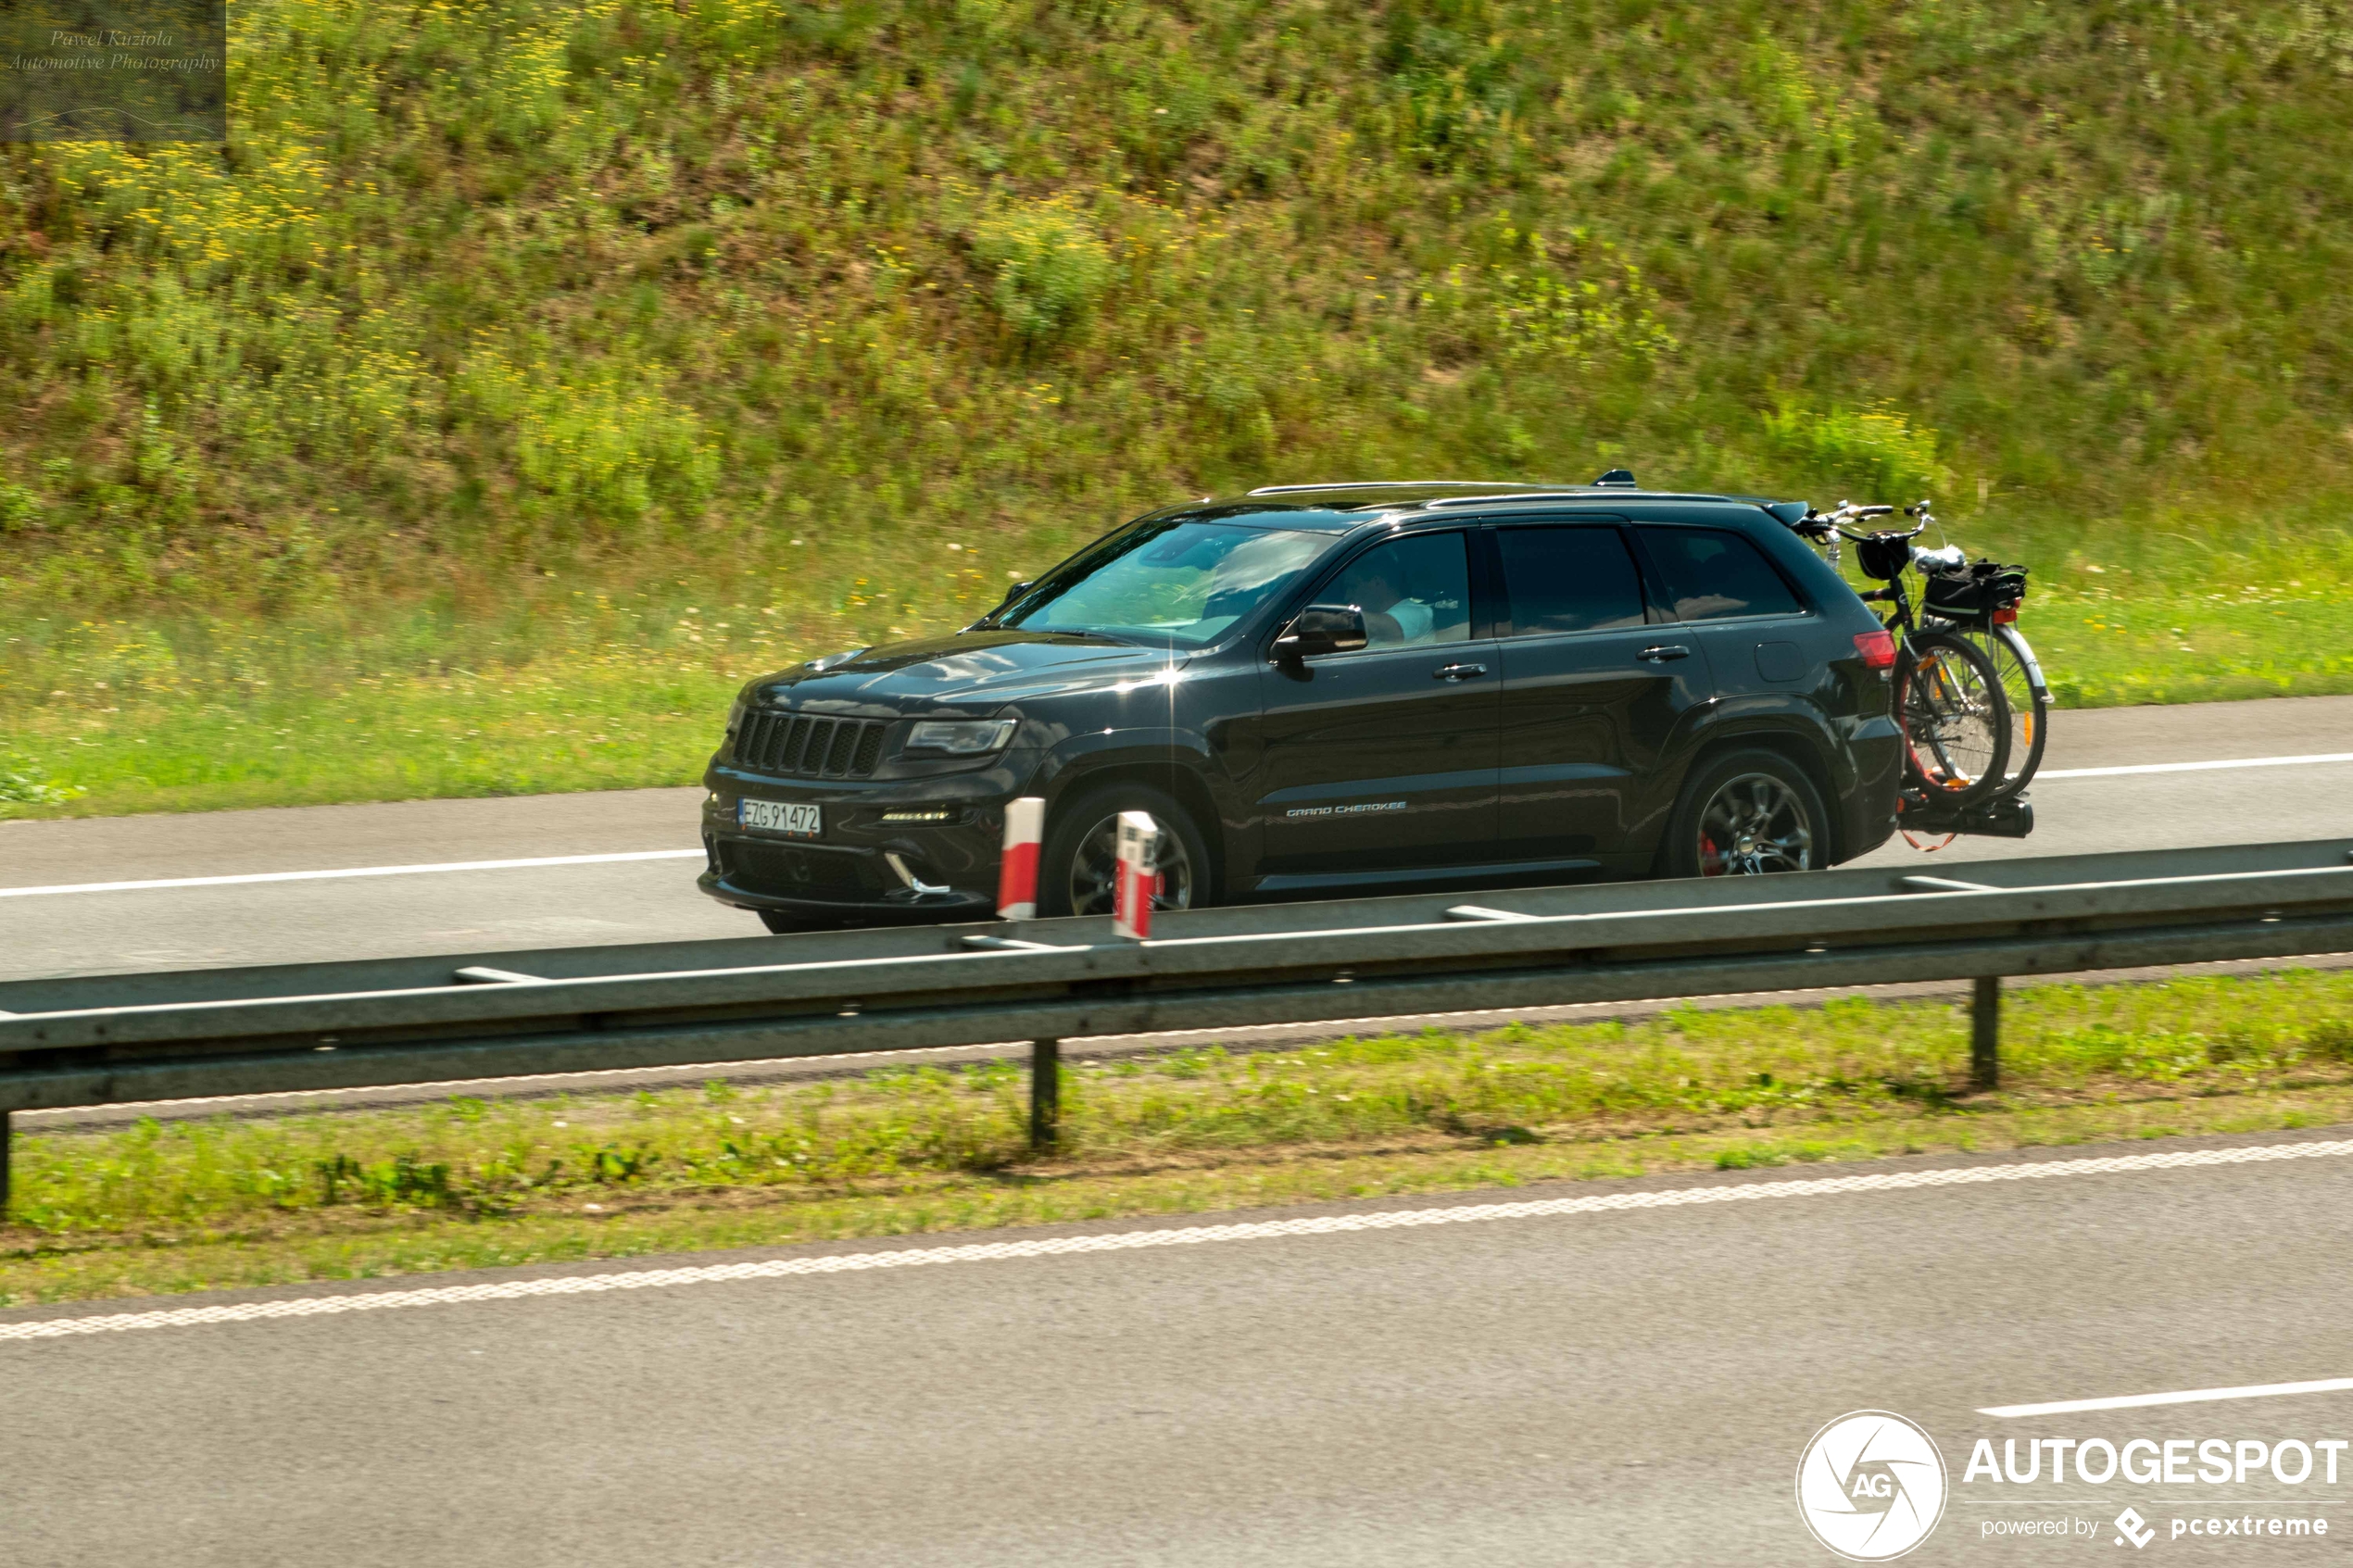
[1274,604,1368,661]
[988,581,1033,620]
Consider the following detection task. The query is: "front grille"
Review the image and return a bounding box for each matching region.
[734,713,888,778]
[718,841,872,899]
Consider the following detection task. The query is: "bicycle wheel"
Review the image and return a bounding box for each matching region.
[1957,621,2050,797]
[1897,630,2010,809]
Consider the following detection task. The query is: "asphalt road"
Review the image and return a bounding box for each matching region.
[3,694,2350,984]
[5,698,2350,1563]
[6,1128,2353,1566]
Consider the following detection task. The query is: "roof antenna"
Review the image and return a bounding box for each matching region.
[1592,469,1637,487]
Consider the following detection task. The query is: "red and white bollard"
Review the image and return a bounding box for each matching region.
[1112,810,1159,942]
[996,797,1045,921]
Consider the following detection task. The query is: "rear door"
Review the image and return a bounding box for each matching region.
[1630,524,1817,703]
[1491,521,1714,861]
[1249,530,1501,885]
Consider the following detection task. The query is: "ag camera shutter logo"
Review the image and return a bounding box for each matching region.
[1796,1411,1949,1561]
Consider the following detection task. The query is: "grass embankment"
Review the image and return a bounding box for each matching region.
[6,1,2353,816]
[6,968,2349,1308]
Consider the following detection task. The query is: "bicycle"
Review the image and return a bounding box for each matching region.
[1907,529,2049,800]
[1796,502,2012,809]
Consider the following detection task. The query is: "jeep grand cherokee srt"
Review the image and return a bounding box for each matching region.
[699,478,1903,932]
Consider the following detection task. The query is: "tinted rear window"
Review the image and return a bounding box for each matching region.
[1495,526,1646,634]
[1638,528,1804,621]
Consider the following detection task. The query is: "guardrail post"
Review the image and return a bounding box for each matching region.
[1971,977,2001,1091]
[1029,1039,1061,1152]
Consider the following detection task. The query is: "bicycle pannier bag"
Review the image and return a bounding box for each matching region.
[1923,561,2028,618]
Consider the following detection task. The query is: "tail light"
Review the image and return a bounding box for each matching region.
[1993,607,2019,624]
[1853,630,1897,670]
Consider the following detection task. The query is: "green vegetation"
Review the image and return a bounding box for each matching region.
[6,0,2353,816]
[6,967,2349,1305]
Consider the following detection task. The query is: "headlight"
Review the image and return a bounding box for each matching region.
[724,698,748,736]
[905,718,1017,756]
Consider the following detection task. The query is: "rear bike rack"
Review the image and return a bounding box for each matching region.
[1897,787,2034,839]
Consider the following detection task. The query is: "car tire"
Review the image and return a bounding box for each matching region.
[1661,748,1831,880]
[1038,783,1214,919]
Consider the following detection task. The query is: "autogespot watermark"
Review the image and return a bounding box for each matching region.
[1799,1412,2343,1557]
[0,0,226,142]
[1797,1411,1950,1561]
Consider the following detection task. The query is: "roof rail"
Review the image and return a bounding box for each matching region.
[1422,487,1767,511]
[1244,480,1554,496]
[1421,489,1618,508]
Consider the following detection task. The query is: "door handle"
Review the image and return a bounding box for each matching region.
[1432,662,1489,681]
[1637,645,1692,664]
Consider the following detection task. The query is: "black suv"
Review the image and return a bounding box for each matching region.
[699,479,1903,932]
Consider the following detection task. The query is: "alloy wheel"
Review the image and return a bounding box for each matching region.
[1065,810,1196,916]
[1695,772,1816,876]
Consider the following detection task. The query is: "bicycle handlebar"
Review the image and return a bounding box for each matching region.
[1800,501,1920,545]
[1791,502,1944,591]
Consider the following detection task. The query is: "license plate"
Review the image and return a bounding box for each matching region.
[737,799,822,838]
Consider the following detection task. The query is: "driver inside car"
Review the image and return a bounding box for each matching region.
[1358,569,1417,644]
[1327,544,1459,646]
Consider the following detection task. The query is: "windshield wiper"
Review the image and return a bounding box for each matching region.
[987,625,1139,645]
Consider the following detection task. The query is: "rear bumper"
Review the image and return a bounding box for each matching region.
[1839,716,1906,862]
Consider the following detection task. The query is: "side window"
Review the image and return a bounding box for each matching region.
[1637,528,1804,621]
[1320,533,1471,648]
[1495,527,1647,635]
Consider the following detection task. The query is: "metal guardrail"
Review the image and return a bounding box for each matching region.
[3,838,2351,1208]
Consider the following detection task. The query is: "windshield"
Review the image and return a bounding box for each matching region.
[1000,520,1329,646]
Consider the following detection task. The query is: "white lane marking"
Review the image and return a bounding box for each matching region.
[2039,751,2353,780]
[1981,1376,2353,1420]
[4,1138,2347,1343]
[0,850,705,900]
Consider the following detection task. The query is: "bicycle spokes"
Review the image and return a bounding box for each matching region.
[1902,643,2005,799]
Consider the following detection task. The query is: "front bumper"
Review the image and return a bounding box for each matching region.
[697,750,1038,925]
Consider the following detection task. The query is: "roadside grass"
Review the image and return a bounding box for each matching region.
[0,608,749,818]
[4,968,2348,1308]
[2022,579,2353,710]
[0,557,1022,819]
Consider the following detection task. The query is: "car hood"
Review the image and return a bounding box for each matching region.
[747,630,1195,716]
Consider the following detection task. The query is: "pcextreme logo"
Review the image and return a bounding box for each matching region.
[1796,1411,1950,1562]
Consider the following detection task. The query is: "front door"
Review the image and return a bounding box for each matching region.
[1249,531,1501,886]
[1492,522,1714,861]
